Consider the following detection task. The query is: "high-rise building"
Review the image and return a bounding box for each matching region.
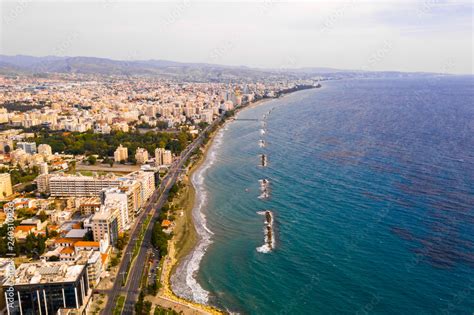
[155,148,164,165]
[102,188,131,230]
[162,149,172,165]
[16,141,37,154]
[39,162,49,175]
[0,173,13,199]
[36,174,52,194]
[127,171,155,204]
[2,261,90,315]
[114,144,128,162]
[122,180,142,217]
[135,147,149,164]
[155,148,172,166]
[37,143,53,156]
[91,206,120,246]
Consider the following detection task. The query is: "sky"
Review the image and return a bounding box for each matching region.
[0,0,472,74]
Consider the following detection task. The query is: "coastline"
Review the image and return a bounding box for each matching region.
[154,92,307,313]
[152,98,271,313]
[153,123,224,315]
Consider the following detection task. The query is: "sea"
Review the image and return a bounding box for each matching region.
[172,76,474,314]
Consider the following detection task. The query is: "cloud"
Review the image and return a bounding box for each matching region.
[0,0,472,73]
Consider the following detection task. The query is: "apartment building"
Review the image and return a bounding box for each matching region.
[0,173,13,200]
[49,175,121,197]
[155,148,172,166]
[113,144,128,162]
[91,207,120,246]
[38,143,53,156]
[135,147,149,164]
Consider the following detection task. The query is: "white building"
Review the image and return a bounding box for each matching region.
[38,143,53,156]
[49,174,121,197]
[102,188,131,230]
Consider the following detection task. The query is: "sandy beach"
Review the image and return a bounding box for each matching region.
[152,120,225,314]
[149,98,273,314]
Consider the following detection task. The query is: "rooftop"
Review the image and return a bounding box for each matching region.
[3,261,86,286]
[64,229,88,239]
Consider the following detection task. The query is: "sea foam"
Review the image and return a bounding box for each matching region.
[170,128,225,304]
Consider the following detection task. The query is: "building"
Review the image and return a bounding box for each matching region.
[0,173,13,200]
[16,141,37,154]
[155,148,172,166]
[36,174,52,194]
[91,207,120,246]
[102,188,130,230]
[119,180,142,217]
[162,149,172,165]
[49,175,121,197]
[76,197,101,216]
[2,261,90,315]
[38,143,53,156]
[131,171,155,203]
[39,162,49,175]
[0,258,14,314]
[113,144,128,162]
[9,149,29,166]
[135,147,149,164]
[200,109,214,124]
[84,251,102,288]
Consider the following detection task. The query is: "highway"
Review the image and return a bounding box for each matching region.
[102,118,220,315]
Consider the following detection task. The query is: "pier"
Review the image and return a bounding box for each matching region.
[233,118,260,121]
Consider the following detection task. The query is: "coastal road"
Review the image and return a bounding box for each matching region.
[102,118,221,315]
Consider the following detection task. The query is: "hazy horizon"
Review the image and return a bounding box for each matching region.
[1,0,473,74]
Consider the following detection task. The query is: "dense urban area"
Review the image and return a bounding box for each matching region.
[0,72,318,315]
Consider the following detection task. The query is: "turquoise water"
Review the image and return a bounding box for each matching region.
[186,76,474,314]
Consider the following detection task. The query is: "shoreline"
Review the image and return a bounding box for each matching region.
[154,122,223,315]
[155,90,314,313]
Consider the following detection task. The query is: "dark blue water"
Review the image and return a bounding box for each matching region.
[196,76,474,314]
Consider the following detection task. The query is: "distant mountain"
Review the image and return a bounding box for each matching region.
[0,55,67,68]
[0,54,285,80]
[0,54,440,80]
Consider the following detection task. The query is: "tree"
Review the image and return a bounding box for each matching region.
[21,233,47,257]
[198,121,209,130]
[38,211,48,222]
[151,220,170,257]
[83,230,94,241]
[88,155,97,165]
[155,121,168,131]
